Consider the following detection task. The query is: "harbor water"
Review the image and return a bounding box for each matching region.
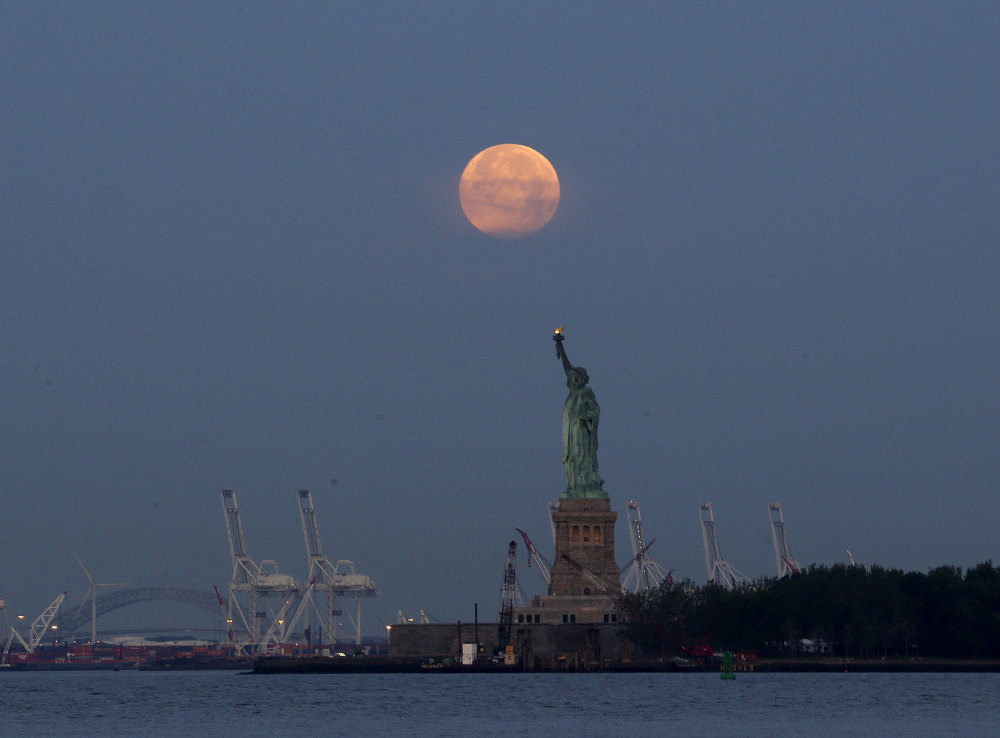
[1,670,996,736]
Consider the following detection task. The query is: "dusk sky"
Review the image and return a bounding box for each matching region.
[2,2,998,636]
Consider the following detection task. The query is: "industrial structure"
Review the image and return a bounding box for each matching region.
[3,486,378,666]
[291,488,340,644]
[0,326,844,671]
[4,591,66,661]
[284,489,378,647]
[221,489,299,654]
[218,488,377,653]
[396,609,432,624]
[3,486,812,667]
[515,527,552,587]
[698,502,750,590]
[60,586,221,637]
[769,502,801,578]
[621,500,671,592]
[496,540,521,659]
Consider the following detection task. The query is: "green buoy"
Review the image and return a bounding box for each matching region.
[721,650,736,680]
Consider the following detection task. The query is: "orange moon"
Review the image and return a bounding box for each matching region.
[459,144,560,238]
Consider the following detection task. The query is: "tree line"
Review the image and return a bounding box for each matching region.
[617,561,1000,660]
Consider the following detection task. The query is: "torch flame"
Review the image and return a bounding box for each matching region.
[554,326,565,336]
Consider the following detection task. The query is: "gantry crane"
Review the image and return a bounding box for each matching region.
[768,502,801,578]
[221,489,298,654]
[293,488,341,646]
[286,489,377,647]
[698,502,749,590]
[621,500,671,592]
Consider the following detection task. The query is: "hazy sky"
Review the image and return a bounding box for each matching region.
[2,2,998,635]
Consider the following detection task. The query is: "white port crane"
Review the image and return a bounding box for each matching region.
[768,502,801,578]
[288,488,341,646]
[287,489,377,647]
[621,500,671,592]
[698,502,749,590]
[221,489,298,654]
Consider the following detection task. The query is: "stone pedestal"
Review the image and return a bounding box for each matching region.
[548,498,620,595]
[513,497,621,625]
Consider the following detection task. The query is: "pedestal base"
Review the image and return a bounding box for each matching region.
[513,594,622,626]
[512,497,621,625]
[548,497,620,596]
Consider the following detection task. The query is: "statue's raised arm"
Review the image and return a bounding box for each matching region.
[551,327,606,499]
[553,326,573,374]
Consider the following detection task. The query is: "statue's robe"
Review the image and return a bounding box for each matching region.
[562,385,604,498]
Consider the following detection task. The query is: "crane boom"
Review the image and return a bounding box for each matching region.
[222,489,260,585]
[622,500,670,592]
[2,630,13,665]
[220,489,298,653]
[768,502,801,578]
[213,584,235,643]
[297,489,337,645]
[11,592,67,654]
[514,527,552,586]
[561,555,628,610]
[298,490,338,582]
[698,502,749,590]
[296,491,377,647]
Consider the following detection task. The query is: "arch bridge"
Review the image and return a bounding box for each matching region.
[59,587,223,636]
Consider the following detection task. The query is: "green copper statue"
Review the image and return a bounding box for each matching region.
[553,328,607,499]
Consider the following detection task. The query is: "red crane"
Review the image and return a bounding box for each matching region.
[515,527,552,586]
[213,585,235,644]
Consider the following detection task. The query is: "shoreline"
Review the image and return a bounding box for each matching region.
[5,656,1000,674]
[753,657,1000,673]
[249,655,1000,674]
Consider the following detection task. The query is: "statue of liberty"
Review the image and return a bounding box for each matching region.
[553,328,606,499]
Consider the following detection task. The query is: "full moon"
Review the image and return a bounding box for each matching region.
[459,144,560,238]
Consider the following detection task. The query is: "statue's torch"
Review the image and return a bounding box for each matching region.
[553,326,565,356]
